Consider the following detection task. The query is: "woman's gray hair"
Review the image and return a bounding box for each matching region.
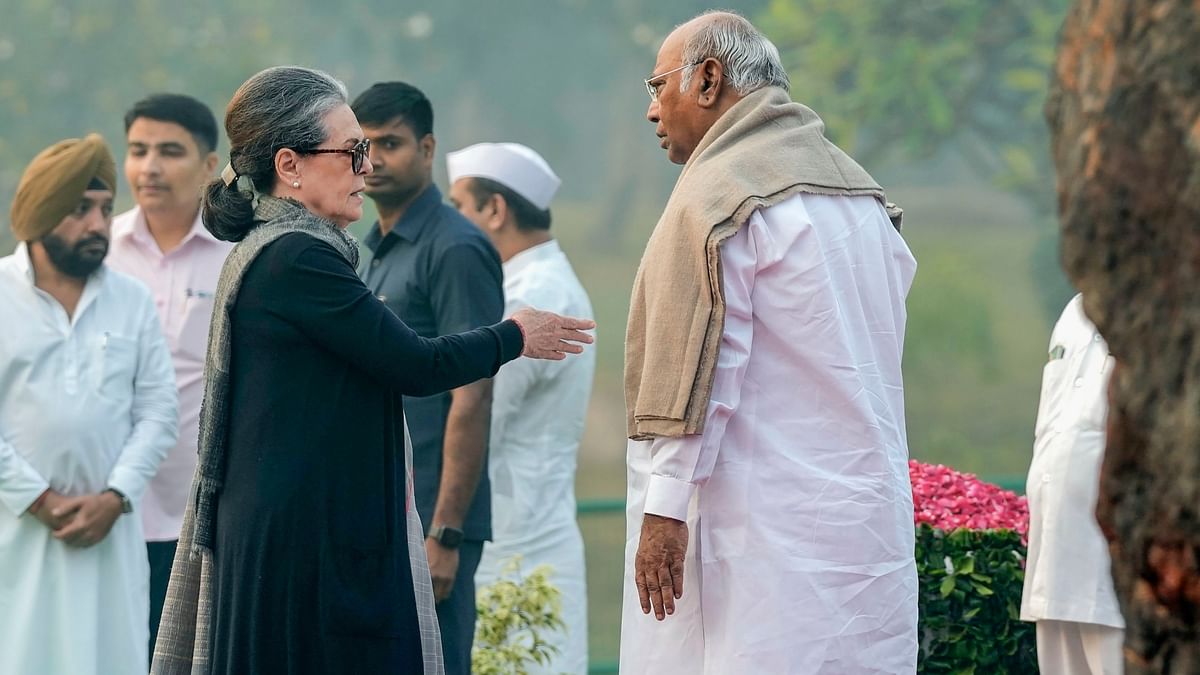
[679,11,790,96]
[203,66,349,241]
[225,66,348,186]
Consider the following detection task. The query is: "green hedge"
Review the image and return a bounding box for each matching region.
[916,524,1037,673]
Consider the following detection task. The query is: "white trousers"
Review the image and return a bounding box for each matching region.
[1036,620,1124,675]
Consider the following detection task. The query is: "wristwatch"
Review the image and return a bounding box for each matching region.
[106,488,133,514]
[428,524,465,549]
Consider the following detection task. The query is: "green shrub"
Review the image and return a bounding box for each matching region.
[916,525,1037,673]
[472,559,566,675]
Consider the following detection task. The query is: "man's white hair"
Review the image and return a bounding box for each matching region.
[679,10,790,95]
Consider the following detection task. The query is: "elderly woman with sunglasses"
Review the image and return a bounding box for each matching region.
[151,66,594,675]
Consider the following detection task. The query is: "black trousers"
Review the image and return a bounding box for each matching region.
[436,540,484,675]
[147,539,177,662]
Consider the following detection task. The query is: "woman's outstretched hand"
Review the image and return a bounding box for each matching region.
[511,308,596,360]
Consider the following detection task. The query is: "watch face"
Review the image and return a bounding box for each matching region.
[438,527,464,548]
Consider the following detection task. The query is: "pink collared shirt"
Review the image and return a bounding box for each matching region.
[107,206,233,541]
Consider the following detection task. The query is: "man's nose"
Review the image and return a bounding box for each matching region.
[646,99,661,124]
[84,206,110,232]
[138,153,161,175]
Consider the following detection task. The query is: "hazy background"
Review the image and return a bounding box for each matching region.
[0,0,1073,666]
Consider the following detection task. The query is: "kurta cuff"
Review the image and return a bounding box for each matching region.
[644,474,694,521]
[0,437,51,515]
[106,468,146,508]
[0,475,50,516]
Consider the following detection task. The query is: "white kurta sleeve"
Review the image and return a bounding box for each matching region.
[0,434,49,516]
[643,217,760,521]
[106,299,178,506]
[492,308,545,425]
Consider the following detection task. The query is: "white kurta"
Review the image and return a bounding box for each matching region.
[475,240,595,675]
[0,245,178,675]
[1020,294,1124,629]
[621,193,919,674]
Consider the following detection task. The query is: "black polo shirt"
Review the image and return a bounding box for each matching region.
[360,184,504,542]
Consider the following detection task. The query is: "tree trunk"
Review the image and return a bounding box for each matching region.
[1046,1,1200,672]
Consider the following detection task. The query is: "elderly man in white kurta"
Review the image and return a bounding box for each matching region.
[0,135,178,675]
[1021,294,1124,674]
[621,12,918,673]
[447,142,595,674]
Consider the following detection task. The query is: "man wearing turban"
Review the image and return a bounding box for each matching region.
[0,134,178,673]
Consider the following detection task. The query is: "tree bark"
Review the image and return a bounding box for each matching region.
[1047,1,1200,672]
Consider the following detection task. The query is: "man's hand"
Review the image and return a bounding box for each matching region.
[635,513,689,621]
[510,308,595,360]
[51,492,123,548]
[29,489,78,531]
[426,538,460,604]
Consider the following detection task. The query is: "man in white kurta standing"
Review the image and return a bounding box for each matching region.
[1021,294,1124,674]
[446,142,595,674]
[106,93,231,657]
[0,134,178,674]
[621,11,919,673]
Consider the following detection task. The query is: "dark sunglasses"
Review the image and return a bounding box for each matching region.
[298,138,371,174]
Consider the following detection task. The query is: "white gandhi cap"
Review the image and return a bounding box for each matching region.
[446,142,561,211]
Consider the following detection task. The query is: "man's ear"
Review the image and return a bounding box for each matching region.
[488,193,510,232]
[204,151,220,176]
[697,58,726,108]
[420,133,436,161]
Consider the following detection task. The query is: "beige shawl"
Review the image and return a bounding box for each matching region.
[624,86,901,439]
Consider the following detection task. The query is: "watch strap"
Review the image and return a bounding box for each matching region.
[106,488,133,514]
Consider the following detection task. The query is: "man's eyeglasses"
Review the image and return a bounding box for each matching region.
[644,61,701,102]
[298,138,371,174]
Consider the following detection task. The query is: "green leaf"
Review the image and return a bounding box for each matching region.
[940,575,957,598]
[971,582,995,597]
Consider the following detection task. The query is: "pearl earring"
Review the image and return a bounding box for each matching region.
[292,180,301,188]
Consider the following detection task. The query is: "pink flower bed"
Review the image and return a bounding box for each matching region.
[910,460,1029,543]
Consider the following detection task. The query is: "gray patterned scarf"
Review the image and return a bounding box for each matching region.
[152,196,444,675]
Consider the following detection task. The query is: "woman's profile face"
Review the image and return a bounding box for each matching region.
[290,104,372,228]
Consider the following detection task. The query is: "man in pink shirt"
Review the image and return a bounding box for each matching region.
[105,93,231,657]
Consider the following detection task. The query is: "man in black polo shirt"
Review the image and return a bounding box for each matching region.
[352,82,503,674]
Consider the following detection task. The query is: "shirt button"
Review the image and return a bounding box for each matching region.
[371,259,381,267]
[1093,334,1102,343]
[1042,474,1052,483]
[377,294,388,302]
[1074,377,1085,388]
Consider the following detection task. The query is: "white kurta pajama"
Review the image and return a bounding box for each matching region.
[621,194,919,674]
[1021,294,1125,675]
[0,245,178,675]
[475,240,595,674]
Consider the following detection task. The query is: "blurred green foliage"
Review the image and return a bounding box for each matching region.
[473,560,566,675]
[761,0,1076,323]
[0,0,763,253]
[762,0,1065,211]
